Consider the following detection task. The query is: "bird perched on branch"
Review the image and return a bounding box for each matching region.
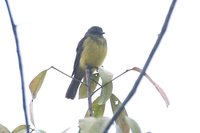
[66,26,107,99]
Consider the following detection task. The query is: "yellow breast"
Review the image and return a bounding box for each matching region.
[79,36,107,70]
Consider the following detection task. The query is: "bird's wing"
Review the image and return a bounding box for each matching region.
[71,37,86,76]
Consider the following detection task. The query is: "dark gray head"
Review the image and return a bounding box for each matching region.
[85,26,105,36]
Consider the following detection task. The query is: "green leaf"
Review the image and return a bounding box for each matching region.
[79,117,110,133]
[125,117,141,133]
[0,124,10,133]
[79,73,100,99]
[85,97,105,118]
[12,125,30,133]
[29,70,48,99]
[98,67,113,105]
[110,94,130,133]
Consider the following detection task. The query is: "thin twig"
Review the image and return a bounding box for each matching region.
[51,66,85,85]
[4,0,29,132]
[85,68,93,116]
[103,0,177,132]
[91,69,130,97]
[52,65,130,98]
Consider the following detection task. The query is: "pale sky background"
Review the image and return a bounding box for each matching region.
[1,0,200,133]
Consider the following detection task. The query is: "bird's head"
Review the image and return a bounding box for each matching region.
[85,26,105,36]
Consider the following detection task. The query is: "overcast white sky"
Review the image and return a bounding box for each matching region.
[1,0,200,133]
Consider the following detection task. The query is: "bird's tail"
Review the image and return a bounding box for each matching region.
[65,74,83,99]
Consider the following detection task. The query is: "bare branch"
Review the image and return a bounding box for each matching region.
[85,68,93,116]
[103,0,177,132]
[4,0,29,132]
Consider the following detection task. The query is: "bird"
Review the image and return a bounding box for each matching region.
[66,26,107,99]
